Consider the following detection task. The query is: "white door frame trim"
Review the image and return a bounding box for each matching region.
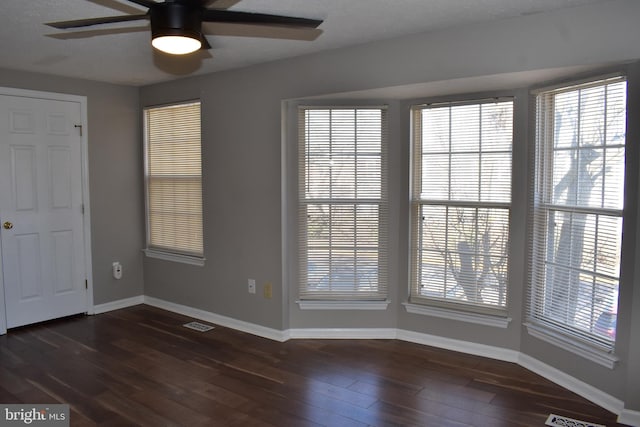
[0,86,94,335]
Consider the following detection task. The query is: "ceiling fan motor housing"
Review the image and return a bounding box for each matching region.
[150,1,204,42]
[45,0,323,54]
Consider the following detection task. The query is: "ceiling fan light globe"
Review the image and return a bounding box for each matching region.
[152,35,201,55]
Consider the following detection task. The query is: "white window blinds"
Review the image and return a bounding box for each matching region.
[410,99,513,313]
[528,77,626,350]
[144,101,203,257]
[298,107,388,301]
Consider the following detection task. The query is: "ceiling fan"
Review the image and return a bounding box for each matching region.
[46,0,324,55]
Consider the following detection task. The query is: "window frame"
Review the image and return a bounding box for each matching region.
[296,105,390,306]
[526,75,627,367]
[142,100,205,266]
[408,97,515,318]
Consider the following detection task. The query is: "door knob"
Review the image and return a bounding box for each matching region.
[3,221,13,230]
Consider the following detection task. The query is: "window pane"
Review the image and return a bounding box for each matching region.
[419,101,513,204]
[554,91,579,149]
[481,152,511,203]
[148,177,202,252]
[417,204,509,308]
[595,215,623,278]
[544,212,622,330]
[451,104,480,152]
[306,153,331,199]
[577,148,604,208]
[422,108,449,153]
[331,204,356,246]
[306,204,330,246]
[306,110,331,152]
[356,205,379,246]
[356,109,382,154]
[603,147,625,210]
[546,210,597,273]
[451,153,479,202]
[551,150,574,205]
[421,154,449,199]
[579,86,606,147]
[356,155,381,198]
[606,84,627,146]
[331,110,356,153]
[482,102,513,152]
[418,205,449,299]
[330,155,356,198]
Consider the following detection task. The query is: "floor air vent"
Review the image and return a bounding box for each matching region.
[183,321,215,332]
[545,414,605,427]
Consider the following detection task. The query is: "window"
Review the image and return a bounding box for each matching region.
[528,77,626,352]
[298,107,388,302]
[143,101,203,264]
[410,99,514,314]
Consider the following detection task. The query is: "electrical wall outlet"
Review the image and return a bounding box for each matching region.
[264,282,272,299]
[112,262,123,280]
[248,279,256,294]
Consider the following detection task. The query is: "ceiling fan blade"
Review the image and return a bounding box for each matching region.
[87,0,145,15]
[46,14,149,29]
[46,26,149,40]
[204,0,240,7]
[202,9,322,28]
[202,22,321,41]
[124,0,157,8]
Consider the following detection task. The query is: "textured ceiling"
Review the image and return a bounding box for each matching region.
[0,0,611,86]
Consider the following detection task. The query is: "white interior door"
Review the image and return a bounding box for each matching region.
[0,94,87,329]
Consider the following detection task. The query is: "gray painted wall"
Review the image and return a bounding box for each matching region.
[0,69,143,305]
[140,0,640,410]
[0,0,636,414]
[624,61,640,415]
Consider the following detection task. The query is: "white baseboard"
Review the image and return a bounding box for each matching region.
[618,409,640,426]
[397,329,520,363]
[143,296,289,342]
[92,295,144,314]
[518,353,624,415]
[288,328,397,339]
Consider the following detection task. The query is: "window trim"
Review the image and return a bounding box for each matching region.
[408,97,515,318]
[297,300,391,310]
[524,322,619,368]
[404,302,512,328]
[142,248,206,267]
[143,100,204,265]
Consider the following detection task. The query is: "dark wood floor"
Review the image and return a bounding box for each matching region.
[0,305,626,426]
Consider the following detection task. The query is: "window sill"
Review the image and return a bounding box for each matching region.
[524,322,618,369]
[403,302,511,328]
[143,249,205,267]
[297,300,390,310]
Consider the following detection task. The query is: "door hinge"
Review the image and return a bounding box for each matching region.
[85,279,88,289]
[74,124,83,136]
[81,204,85,215]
